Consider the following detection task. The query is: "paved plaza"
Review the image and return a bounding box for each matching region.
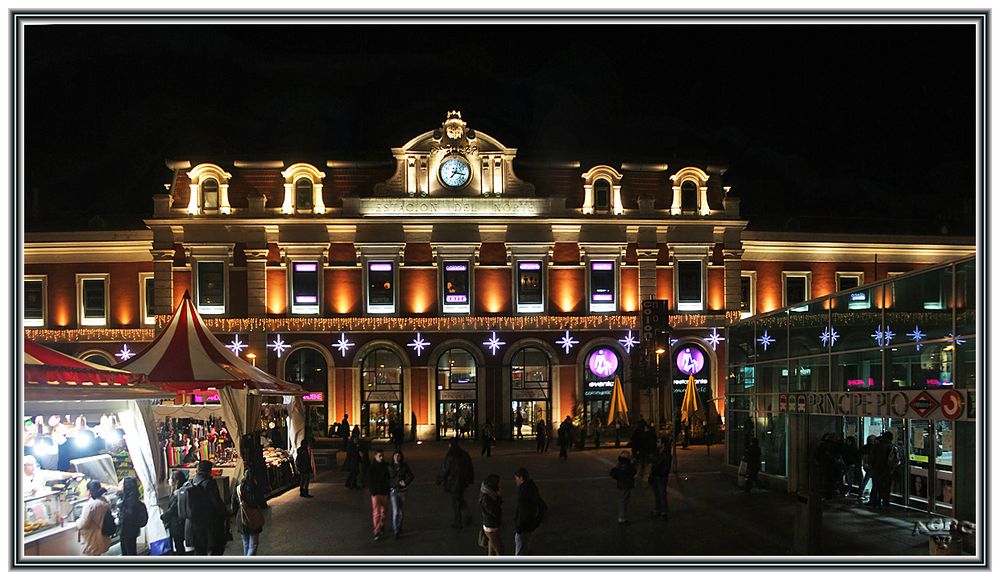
[220,439,932,558]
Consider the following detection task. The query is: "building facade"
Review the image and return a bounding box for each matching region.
[23,111,975,441]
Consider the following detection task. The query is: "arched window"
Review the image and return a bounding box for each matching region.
[83,353,113,367]
[295,178,313,210]
[201,178,220,210]
[360,348,404,439]
[285,347,329,437]
[509,347,551,438]
[594,179,611,212]
[582,346,621,430]
[681,181,697,213]
[436,348,478,439]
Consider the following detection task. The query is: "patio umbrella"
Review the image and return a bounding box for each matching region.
[606,375,630,427]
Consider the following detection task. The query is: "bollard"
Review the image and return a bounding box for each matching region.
[792,492,822,554]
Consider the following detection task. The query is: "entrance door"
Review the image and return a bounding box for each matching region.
[584,398,610,435]
[365,402,402,439]
[438,401,477,440]
[511,400,550,439]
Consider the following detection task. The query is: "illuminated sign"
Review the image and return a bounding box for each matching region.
[369,263,393,272]
[675,346,705,376]
[367,261,395,314]
[589,260,616,312]
[767,389,973,421]
[302,392,324,402]
[443,260,471,314]
[587,348,619,378]
[847,378,876,388]
[516,260,544,313]
[193,393,221,403]
[292,262,319,313]
[585,379,614,397]
[359,198,549,217]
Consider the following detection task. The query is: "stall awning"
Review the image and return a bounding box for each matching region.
[118,292,307,397]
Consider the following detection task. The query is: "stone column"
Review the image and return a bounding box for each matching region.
[245,247,269,316]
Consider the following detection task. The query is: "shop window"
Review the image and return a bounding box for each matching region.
[515,259,545,313]
[285,348,328,422]
[78,275,108,326]
[201,178,219,210]
[442,260,471,314]
[594,179,611,212]
[291,262,320,315]
[196,261,226,315]
[588,259,617,313]
[360,348,404,439]
[137,274,156,326]
[783,273,810,312]
[837,272,870,309]
[295,178,313,210]
[436,348,478,439]
[681,181,697,212]
[510,347,551,438]
[366,260,396,314]
[24,277,45,327]
[676,260,703,311]
[739,272,755,318]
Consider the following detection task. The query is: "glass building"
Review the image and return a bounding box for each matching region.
[727,255,976,522]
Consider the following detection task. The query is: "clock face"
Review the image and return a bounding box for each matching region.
[439,157,471,188]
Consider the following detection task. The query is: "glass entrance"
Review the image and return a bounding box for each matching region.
[511,400,550,439]
[364,402,402,440]
[438,402,477,439]
[360,348,403,439]
[436,348,478,440]
[509,347,552,439]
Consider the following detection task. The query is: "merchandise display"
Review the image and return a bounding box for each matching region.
[157,415,237,472]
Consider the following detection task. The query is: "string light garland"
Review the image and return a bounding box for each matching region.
[26,328,156,343]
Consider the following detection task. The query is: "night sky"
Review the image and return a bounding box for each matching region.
[23,23,977,235]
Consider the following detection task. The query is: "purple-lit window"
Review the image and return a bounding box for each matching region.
[292,262,320,314]
[367,260,395,313]
[589,260,616,312]
[442,260,470,313]
[516,260,544,312]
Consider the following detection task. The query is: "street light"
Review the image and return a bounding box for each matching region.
[247,352,257,367]
[654,347,665,429]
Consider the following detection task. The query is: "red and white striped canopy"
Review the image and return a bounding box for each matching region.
[24,339,172,401]
[118,293,306,396]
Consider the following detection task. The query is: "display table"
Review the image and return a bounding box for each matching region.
[24,525,82,556]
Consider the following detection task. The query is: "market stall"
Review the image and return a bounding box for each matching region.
[119,292,307,492]
[22,339,174,556]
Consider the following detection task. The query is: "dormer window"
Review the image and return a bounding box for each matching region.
[295,178,313,210]
[594,179,611,212]
[681,181,697,213]
[201,178,220,210]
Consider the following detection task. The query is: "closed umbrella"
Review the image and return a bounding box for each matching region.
[606,375,630,427]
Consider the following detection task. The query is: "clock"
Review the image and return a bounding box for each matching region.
[439,156,471,188]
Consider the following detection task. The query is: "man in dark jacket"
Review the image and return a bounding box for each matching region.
[437,438,475,529]
[557,417,573,461]
[344,434,362,489]
[649,438,672,517]
[185,460,228,555]
[868,432,898,508]
[368,449,391,540]
[388,451,415,537]
[160,470,188,555]
[296,439,314,498]
[481,420,496,457]
[610,452,637,525]
[513,467,546,556]
[535,419,547,453]
[340,414,350,450]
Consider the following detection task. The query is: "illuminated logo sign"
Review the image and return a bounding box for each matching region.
[359,198,549,217]
[445,264,467,272]
[587,348,619,378]
[850,291,867,302]
[193,393,220,403]
[294,263,317,273]
[369,262,393,272]
[847,378,876,388]
[302,392,324,402]
[675,346,705,376]
[591,261,614,271]
[445,295,468,303]
[518,261,541,271]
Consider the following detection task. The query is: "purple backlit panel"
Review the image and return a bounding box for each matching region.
[587,348,619,378]
[675,346,705,376]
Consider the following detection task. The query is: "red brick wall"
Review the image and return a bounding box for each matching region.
[552,242,581,265]
[410,367,429,424]
[400,268,437,315]
[173,271,191,312]
[656,267,674,304]
[334,367,353,423]
[560,366,578,419]
[707,267,725,311]
[550,267,584,314]
[621,266,639,312]
[228,269,248,317]
[326,268,362,315]
[479,243,508,266]
[476,268,512,314]
[266,269,286,314]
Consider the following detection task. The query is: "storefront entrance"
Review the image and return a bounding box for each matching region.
[509,346,552,439]
[511,400,549,439]
[438,401,477,439]
[436,348,478,440]
[363,401,403,440]
[360,348,404,440]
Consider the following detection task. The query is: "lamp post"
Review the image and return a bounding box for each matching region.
[654,346,666,430]
[247,352,257,367]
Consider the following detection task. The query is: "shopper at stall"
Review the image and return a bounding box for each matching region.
[160,470,189,555]
[296,439,314,498]
[183,460,229,556]
[388,450,414,538]
[117,476,148,556]
[513,467,546,556]
[368,449,391,541]
[479,473,503,556]
[230,469,267,555]
[436,438,475,529]
[76,480,113,556]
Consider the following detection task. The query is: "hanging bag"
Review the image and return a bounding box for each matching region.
[238,485,266,531]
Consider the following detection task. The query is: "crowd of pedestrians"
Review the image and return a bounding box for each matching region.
[812,431,900,506]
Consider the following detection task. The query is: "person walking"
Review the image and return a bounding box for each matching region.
[230,470,267,555]
[743,437,762,493]
[557,416,573,461]
[184,460,228,556]
[629,426,645,476]
[481,420,496,457]
[535,419,547,453]
[368,449,391,541]
[296,439,315,498]
[513,467,546,556]
[160,470,189,555]
[514,409,524,439]
[76,480,113,556]
[388,450,414,538]
[592,415,602,448]
[649,438,672,517]
[609,452,637,525]
[344,433,362,489]
[479,474,503,556]
[869,432,899,508]
[117,476,148,555]
[858,434,877,502]
[436,438,475,529]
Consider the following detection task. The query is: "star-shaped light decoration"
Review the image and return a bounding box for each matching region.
[115,344,134,361]
[946,333,966,346]
[705,327,726,351]
[757,330,775,352]
[268,334,290,358]
[332,333,355,357]
[618,329,640,354]
[407,332,430,356]
[871,324,895,347]
[482,331,506,356]
[556,330,579,354]
[819,326,840,347]
[226,335,247,356]
[907,325,926,351]
[669,338,678,347]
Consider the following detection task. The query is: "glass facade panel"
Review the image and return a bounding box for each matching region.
[830,292,882,352]
[955,259,975,337]
[754,311,788,362]
[788,355,830,392]
[831,350,883,392]
[887,342,952,390]
[788,300,829,358]
[885,266,953,344]
[515,260,544,313]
